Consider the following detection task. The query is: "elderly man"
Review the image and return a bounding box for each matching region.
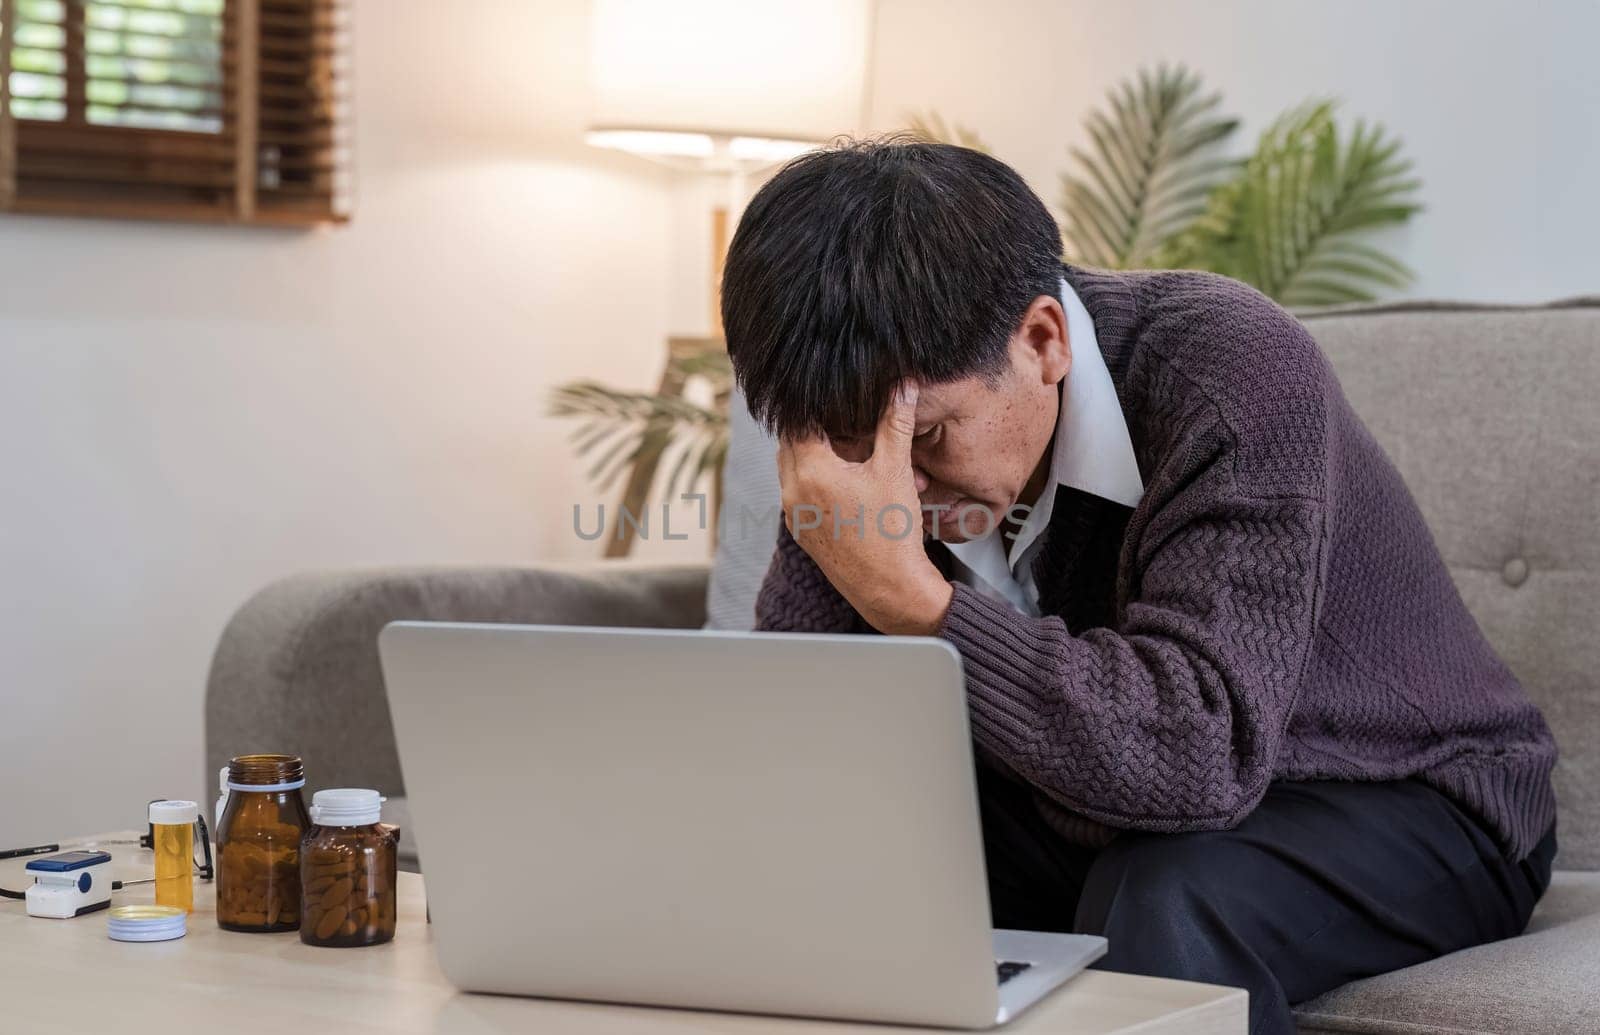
[719,137,1557,1035]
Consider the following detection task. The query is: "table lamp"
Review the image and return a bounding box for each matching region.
[586,0,873,337]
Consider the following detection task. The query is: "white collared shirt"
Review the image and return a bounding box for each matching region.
[942,276,1145,616]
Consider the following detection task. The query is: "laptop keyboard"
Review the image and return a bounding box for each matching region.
[996,960,1033,985]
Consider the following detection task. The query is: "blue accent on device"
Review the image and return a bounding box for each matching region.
[78,872,93,893]
[25,850,112,872]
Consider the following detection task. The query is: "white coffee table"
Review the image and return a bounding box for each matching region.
[0,833,1245,1033]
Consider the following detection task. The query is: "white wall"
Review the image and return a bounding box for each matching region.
[867,0,1600,301]
[0,0,713,845]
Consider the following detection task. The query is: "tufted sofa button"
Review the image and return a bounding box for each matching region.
[1502,557,1530,587]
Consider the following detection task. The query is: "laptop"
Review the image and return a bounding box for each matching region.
[378,622,1106,1028]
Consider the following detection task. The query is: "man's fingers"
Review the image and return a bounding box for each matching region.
[779,433,842,497]
[873,380,919,464]
[779,434,841,537]
[785,434,840,470]
[776,437,796,484]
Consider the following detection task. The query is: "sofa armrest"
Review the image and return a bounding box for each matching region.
[204,564,709,804]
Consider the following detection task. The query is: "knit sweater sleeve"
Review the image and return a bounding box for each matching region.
[939,425,1326,832]
[753,524,869,633]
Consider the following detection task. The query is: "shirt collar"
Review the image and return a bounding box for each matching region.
[1045,273,1145,512]
[945,275,1144,576]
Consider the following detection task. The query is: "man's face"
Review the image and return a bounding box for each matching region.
[831,292,1071,543]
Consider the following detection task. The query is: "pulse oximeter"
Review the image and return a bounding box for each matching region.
[24,850,113,918]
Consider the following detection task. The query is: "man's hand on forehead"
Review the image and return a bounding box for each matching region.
[776,380,954,636]
[811,384,929,464]
[786,380,917,466]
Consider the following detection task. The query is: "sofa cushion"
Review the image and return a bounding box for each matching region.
[1293,869,1600,1034]
[705,385,782,630]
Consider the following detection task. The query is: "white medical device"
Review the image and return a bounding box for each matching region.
[24,851,114,919]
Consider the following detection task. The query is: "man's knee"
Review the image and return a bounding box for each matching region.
[1074,830,1247,974]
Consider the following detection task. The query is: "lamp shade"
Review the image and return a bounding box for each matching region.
[587,0,871,156]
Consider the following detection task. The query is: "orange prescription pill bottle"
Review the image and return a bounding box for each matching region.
[148,800,198,913]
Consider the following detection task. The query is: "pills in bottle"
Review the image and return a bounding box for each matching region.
[148,799,197,914]
[215,754,310,932]
[300,788,399,948]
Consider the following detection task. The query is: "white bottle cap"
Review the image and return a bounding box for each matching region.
[309,788,384,827]
[149,800,199,825]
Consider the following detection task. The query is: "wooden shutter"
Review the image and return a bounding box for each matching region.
[252,0,345,221]
[0,0,349,225]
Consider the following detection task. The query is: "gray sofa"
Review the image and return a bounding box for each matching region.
[207,297,1598,1033]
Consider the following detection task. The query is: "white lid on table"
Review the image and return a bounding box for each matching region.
[108,905,187,942]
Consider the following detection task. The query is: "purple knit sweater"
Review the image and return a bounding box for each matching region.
[755,264,1557,862]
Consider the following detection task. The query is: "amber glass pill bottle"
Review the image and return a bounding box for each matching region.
[215,754,310,932]
[300,788,398,947]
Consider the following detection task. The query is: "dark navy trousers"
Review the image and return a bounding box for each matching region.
[976,764,1556,1035]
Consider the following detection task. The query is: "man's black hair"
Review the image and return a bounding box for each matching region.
[720,134,1064,441]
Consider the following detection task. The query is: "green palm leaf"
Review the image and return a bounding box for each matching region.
[1060,64,1239,268]
[548,346,731,498]
[1162,101,1422,305]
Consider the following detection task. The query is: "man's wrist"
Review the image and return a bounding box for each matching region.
[876,572,954,637]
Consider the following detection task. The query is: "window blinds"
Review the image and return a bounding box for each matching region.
[0,0,348,224]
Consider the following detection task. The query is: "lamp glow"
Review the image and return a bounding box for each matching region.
[586,0,870,164]
[585,130,716,159]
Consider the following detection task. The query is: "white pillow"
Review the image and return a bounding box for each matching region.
[704,385,782,630]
